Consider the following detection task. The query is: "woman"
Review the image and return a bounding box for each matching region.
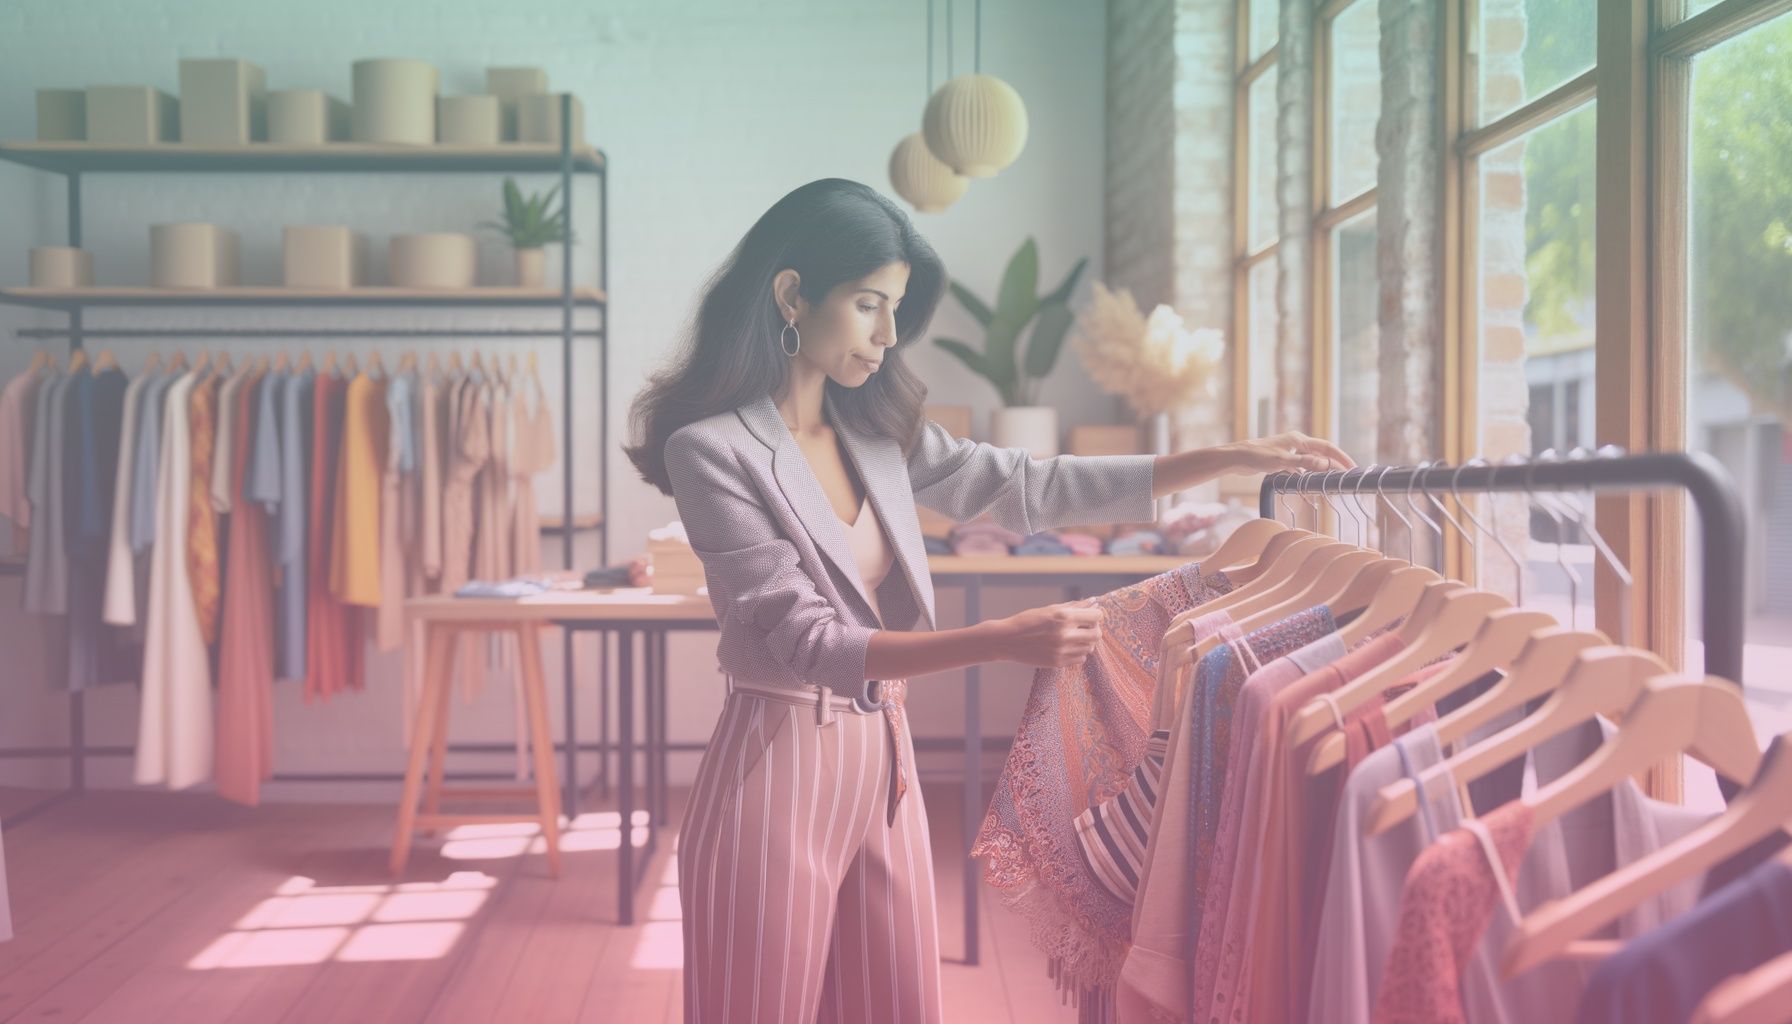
[625,178,1351,1024]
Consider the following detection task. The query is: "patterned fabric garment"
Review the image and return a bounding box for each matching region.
[1076,611,1240,908]
[1374,802,1535,1024]
[185,370,222,646]
[971,562,1235,1007]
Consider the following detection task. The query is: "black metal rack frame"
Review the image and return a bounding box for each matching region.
[1,95,616,827]
[1257,450,1749,682]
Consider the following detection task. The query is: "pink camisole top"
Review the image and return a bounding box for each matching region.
[844,495,894,627]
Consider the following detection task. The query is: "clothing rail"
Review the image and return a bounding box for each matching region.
[1256,450,1748,683]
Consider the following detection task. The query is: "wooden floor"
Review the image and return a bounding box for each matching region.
[0,781,1075,1023]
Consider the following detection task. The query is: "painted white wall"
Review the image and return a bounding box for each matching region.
[0,0,1118,799]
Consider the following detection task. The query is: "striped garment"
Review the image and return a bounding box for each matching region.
[972,563,1234,1010]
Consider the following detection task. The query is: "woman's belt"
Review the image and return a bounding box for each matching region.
[727,677,889,723]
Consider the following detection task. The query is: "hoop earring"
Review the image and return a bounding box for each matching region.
[780,320,801,357]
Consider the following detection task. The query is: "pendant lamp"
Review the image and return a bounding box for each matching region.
[922,0,1027,178]
[892,0,968,212]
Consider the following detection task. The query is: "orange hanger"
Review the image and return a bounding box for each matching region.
[273,351,290,372]
[94,349,119,371]
[296,350,313,372]
[169,350,190,372]
[1364,626,1609,836]
[368,351,385,377]
[344,353,359,375]
[1502,673,1761,977]
[448,350,465,374]
[426,351,441,376]
[399,350,417,373]
[142,351,162,375]
[322,351,337,374]
[1299,586,1512,770]
[1375,609,1559,735]
[68,348,90,372]
[1364,645,1668,839]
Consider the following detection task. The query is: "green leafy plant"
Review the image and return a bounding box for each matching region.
[480,177,573,249]
[934,237,1087,406]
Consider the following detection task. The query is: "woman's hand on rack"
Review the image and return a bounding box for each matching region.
[990,600,1106,669]
[1222,431,1355,475]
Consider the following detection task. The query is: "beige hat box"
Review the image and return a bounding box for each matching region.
[150,223,239,288]
[485,67,548,142]
[178,59,267,144]
[388,233,476,289]
[268,89,351,144]
[437,95,501,145]
[35,89,86,141]
[29,247,94,288]
[351,58,439,145]
[283,226,365,289]
[85,86,177,143]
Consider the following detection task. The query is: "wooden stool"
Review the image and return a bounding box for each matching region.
[390,620,563,877]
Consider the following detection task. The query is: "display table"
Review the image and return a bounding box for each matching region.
[398,553,1190,939]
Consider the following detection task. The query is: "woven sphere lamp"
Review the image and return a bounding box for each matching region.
[889,132,968,213]
[922,73,1029,178]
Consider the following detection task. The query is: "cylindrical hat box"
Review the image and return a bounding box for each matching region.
[29,246,94,288]
[351,59,438,145]
[151,223,239,289]
[388,233,476,289]
[437,95,500,145]
[270,89,329,144]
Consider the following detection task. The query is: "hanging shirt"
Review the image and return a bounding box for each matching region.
[0,370,40,550]
[23,372,69,615]
[127,372,174,557]
[101,370,153,627]
[329,371,386,607]
[215,372,276,807]
[376,371,413,650]
[185,371,222,646]
[63,366,132,691]
[271,369,312,682]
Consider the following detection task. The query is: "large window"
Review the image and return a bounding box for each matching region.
[1234,0,1280,439]
[1675,10,1792,713]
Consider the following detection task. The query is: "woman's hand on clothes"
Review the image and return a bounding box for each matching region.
[1222,431,1355,475]
[993,600,1106,669]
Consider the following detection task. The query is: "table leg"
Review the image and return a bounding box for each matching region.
[963,578,982,966]
[391,623,452,877]
[617,627,636,925]
[422,625,456,830]
[562,630,578,822]
[644,628,659,834]
[657,631,671,826]
[599,631,611,799]
[517,623,564,878]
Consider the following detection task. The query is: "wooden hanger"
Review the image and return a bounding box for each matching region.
[368,351,385,377]
[26,350,46,375]
[1239,548,1385,629]
[143,351,162,375]
[192,350,210,374]
[427,351,441,376]
[169,350,189,372]
[1299,587,1512,768]
[213,351,232,376]
[1179,536,1349,664]
[322,351,337,374]
[1333,563,1445,649]
[448,350,464,374]
[68,348,89,372]
[1502,674,1762,976]
[1365,626,1609,835]
[1364,645,1669,838]
[343,353,359,375]
[273,351,290,372]
[1690,947,1792,1024]
[1375,609,1559,736]
[1222,540,1360,629]
[296,350,313,372]
[399,350,417,374]
[94,349,119,371]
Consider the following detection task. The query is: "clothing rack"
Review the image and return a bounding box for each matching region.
[1257,450,1749,683]
[0,95,621,827]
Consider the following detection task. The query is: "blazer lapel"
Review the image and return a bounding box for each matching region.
[737,393,937,631]
[830,399,937,631]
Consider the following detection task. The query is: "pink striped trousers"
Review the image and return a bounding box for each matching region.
[679,681,943,1023]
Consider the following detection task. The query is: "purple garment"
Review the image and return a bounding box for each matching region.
[1576,859,1792,1024]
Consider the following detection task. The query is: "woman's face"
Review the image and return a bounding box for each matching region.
[774,261,910,388]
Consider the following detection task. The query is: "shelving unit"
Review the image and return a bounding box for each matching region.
[0,95,614,826]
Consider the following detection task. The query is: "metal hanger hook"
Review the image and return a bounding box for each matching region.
[1374,465,1413,562]
[1403,459,1446,566]
[1455,457,1524,606]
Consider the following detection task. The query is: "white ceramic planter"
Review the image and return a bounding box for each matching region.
[389,233,476,289]
[284,226,363,289]
[351,59,439,145]
[29,247,93,288]
[989,406,1059,458]
[269,89,349,144]
[151,223,238,289]
[514,247,546,288]
[437,95,500,145]
[179,58,267,144]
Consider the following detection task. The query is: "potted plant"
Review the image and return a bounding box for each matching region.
[481,177,572,288]
[934,237,1086,456]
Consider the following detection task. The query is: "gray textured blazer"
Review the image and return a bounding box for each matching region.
[662,391,1159,706]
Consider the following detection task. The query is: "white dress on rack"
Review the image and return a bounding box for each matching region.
[136,369,212,789]
[101,370,150,625]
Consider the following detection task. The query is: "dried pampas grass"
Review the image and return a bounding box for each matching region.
[1071,281,1223,418]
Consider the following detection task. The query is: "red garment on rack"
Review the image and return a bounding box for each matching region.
[305,372,360,701]
[216,373,274,805]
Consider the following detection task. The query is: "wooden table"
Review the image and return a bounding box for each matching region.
[400,554,1189,937]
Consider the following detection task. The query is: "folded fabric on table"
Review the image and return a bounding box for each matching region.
[922,535,954,556]
[951,519,1024,556]
[456,579,551,598]
[583,564,634,588]
[1058,531,1104,556]
[1015,532,1074,556]
[1107,529,1166,555]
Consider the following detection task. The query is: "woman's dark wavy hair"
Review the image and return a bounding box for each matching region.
[625,178,947,495]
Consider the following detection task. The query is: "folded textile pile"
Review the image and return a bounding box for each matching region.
[951,519,1025,556]
[1059,531,1104,556]
[1015,532,1075,556]
[1106,529,1166,556]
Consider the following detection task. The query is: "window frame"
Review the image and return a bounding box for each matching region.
[1232,0,1280,442]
